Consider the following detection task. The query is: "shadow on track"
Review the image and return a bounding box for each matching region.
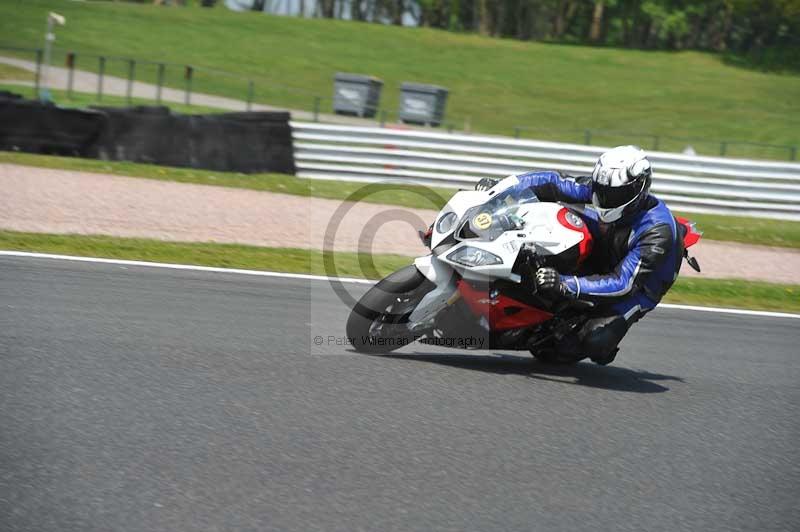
[380,352,684,394]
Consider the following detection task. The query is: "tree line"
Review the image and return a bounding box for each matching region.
[174,1,800,69]
[338,1,797,65]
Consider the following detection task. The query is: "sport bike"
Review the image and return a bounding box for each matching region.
[346,179,702,360]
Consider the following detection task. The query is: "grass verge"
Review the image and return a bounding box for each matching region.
[0,63,32,81]
[669,211,800,250]
[3,151,800,249]
[0,83,228,115]
[662,278,800,313]
[0,230,411,281]
[1,230,798,313]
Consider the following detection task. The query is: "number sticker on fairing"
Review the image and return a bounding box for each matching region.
[473,213,492,230]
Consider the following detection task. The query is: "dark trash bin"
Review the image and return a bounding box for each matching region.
[333,73,383,118]
[399,83,448,127]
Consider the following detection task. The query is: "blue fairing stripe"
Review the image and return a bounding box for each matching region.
[514,171,593,203]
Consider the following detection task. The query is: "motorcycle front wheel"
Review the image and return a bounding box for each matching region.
[346,265,434,354]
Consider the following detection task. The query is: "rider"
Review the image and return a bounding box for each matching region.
[475,145,684,365]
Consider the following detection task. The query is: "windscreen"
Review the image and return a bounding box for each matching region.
[457,186,539,241]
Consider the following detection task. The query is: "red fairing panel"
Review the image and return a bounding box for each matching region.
[676,216,702,248]
[556,208,593,264]
[458,280,553,331]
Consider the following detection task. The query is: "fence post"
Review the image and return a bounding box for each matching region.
[653,135,660,151]
[184,66,193,106]
[126,59,135,106]
[514,127,520,139]
[312,96,320,122]
[719,141,727,157]
[156,63,165,104]
[97,56,105,102]
[790,146,797,161]
[246,80,254,112]
[584,129,592,145]
[33,49,43,99]
[66,51,75,99]
[379,109,387,127]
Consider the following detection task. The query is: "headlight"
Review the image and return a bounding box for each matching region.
[447,246,503,267]
[564,210,585,228]
[436,212,457,234]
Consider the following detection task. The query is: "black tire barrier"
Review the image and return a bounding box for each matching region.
[0,93,296,175]
[0,94,106,157]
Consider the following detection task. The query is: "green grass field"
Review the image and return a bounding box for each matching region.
[0,230,412,280]
[1,230,797,313]
[0,83,227,115]
[3,151,799,249]
[1,0,798,159]
[0,63,32,81]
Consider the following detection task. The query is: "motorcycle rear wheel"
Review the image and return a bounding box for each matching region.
[346,265,434,354]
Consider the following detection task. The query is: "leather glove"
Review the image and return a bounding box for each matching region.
[475,177,499,191]
[519,247,538,290]
[535,267,573,299]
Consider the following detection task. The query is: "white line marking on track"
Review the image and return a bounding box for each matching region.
[2,250,798,319]
[0,251,377,284]
[653,303,800,319]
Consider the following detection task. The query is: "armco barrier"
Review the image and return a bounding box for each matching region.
[291,122,800,220]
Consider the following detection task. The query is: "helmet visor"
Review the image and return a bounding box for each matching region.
[592,177,645,209]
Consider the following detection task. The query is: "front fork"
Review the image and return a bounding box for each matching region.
[407,255,459,329]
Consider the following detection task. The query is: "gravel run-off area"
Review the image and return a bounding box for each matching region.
[2,164,798,284]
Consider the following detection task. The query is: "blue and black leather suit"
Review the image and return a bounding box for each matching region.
[511,171,685,361]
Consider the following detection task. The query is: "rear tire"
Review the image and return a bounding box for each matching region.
[346,265,434,354]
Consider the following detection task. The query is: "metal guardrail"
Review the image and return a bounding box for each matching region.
[290,122,800,221]
[513,126,798,161]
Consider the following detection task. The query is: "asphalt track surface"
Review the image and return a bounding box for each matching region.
[1,256,798,532]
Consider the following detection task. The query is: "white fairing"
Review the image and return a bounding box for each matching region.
[430,190,485,250]
[409,177,589,324]
[408,255,458,323]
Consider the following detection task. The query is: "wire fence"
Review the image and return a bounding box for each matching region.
[1,45,351,120]
[0,44,796,161]
[0,44,468,129]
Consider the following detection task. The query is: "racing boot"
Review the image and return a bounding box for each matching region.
[590,347,618,366]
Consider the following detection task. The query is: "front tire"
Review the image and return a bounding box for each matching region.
[347,265,434,354]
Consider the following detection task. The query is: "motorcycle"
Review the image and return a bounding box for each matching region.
[346,178,702,361]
